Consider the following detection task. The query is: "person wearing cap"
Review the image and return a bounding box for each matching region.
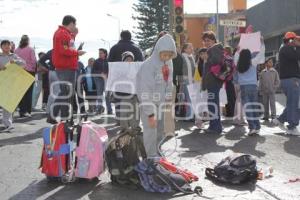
[273,32,300,136]
[259,58,280,121]
[118,51,141,131]
[15,35,37,118]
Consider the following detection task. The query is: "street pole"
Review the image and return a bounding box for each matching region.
[107,14,121,40]
[169,0,174,34]
[216,0,220,41]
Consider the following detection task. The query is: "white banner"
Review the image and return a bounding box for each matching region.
[187,83,228,115]
[106,62,143,94]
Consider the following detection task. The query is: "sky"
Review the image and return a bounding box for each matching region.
[0,0,265,64]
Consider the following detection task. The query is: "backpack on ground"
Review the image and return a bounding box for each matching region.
[105,128,146,186]
[40,122,76,182]
[135,158,202,195]
[210,51,235,82]
[75,121,108,179]
[205,154,258,185]
[159,158,199,183]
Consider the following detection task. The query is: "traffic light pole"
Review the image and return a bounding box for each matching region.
[169,0,174,34]
[216,0,220,41]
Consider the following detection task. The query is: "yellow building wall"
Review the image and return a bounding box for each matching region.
[184,17,209,49]
[228,0,247,13]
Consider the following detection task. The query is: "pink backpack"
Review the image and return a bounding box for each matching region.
[75,122,108,179]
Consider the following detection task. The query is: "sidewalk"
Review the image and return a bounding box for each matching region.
[0,94,299,200]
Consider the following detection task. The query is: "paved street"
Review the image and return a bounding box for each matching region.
[0,94,300,200]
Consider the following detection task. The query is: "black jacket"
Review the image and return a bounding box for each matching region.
[92,58,109,74]
[203,43,224,90]
[108,40,144,62]
[172,53,183,85]
[279,44,300,79]
[39,50,54,71]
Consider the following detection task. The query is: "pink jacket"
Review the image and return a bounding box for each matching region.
[15,46,37,72]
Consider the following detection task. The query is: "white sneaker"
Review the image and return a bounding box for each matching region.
[286,128,300,136]
[272,119,286,130]
[0,126,14,133]
[247,129,259,136]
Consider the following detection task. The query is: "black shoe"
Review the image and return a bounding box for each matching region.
[107,111,113,115]
[262,117,269,121]
[46,117,57,124]
[96,106,105,115]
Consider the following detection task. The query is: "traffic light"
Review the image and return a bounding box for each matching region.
[174,0,184,34]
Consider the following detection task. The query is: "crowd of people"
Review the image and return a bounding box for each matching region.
[1,14,300,158]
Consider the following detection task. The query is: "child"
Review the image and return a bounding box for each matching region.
[236,47,264,136]
[119,51,140,131]
[137,34,176,158]
[0,40,25,133]
[83,58,97,113]
[259,58,280,120]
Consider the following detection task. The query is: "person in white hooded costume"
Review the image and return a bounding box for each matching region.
[136,34,177,158]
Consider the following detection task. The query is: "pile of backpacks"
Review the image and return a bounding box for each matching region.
[40,120,259,196]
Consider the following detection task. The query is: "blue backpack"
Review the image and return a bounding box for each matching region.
[135,159,202,195]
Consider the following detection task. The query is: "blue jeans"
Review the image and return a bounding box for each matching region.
[240,84,261,130]
[183,83,193,119]
[278,78,300,130]
[94,77,105,111]
[207,87,222,133]
[105,92,113,113]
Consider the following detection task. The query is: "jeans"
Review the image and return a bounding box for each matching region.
[207,87,222,133]
[278,78,300,130]
[46,70,60,114]
[2,108,12,127]
[94,77,105,111]
[240,84,261,130]
[53,70,76,119]
[105,91,113,113]
[32,75,43,109]
[183,82,193,119]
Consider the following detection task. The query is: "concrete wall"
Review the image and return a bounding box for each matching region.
[246,0,300,38]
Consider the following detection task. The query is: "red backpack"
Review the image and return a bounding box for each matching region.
[40,122,74,178]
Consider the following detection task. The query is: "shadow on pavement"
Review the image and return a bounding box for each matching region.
[230,135,266,158]
[14,113,47,124]
[224,126,247,141]
[0,128,44,148]
[284,135,300,158]
[177,131,227,158]
[10,178,191,200]
[9,178,99,200]
[178,126,266,158]
[88,182,190,200]
[204,178,257,192]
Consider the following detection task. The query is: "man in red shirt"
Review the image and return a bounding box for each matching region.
[51,15,85,122]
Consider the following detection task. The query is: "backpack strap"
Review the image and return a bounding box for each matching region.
[135,134,147,159]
